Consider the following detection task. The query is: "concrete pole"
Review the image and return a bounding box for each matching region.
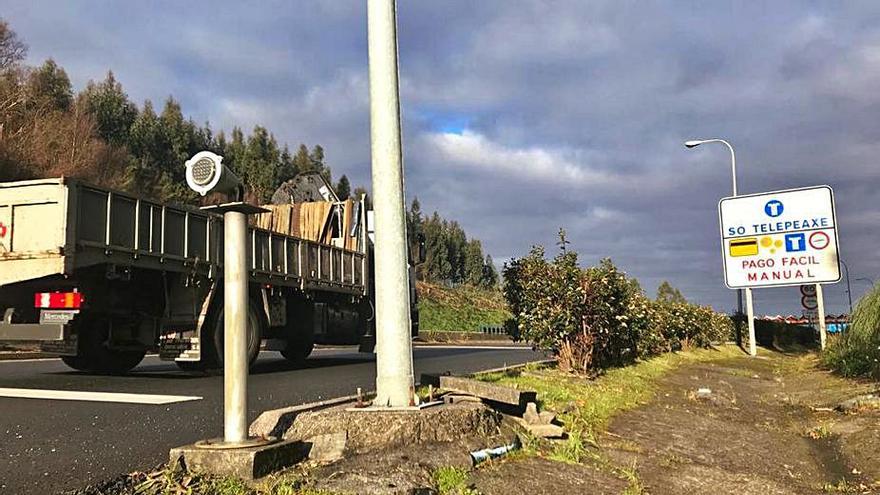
[745,287,757,356]
[367,0,416,407]
[816,283,827,350]
[223,210,249,442]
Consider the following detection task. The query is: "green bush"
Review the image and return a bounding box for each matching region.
[503,230,731,373]
[823,283,880,378]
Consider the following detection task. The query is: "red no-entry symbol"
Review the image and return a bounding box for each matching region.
[809,231,830,250]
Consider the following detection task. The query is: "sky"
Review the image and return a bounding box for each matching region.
[5,1,880,315]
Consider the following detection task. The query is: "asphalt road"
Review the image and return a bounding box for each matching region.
[0,345,544,494]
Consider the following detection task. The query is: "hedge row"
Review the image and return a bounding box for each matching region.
[503,236,733,373]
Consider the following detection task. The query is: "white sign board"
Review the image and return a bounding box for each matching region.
[718,186,840,289]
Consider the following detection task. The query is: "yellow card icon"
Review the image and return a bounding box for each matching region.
[729,237,758,257]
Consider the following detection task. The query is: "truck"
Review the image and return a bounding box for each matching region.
[0,177,421,373]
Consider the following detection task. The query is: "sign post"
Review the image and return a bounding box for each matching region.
[816,284,827,350]
[719,185,840,355]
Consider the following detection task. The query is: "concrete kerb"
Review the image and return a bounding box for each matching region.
[249,392,374,439]
[249,357,557,440]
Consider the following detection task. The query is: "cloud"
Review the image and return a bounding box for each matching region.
[5,0,880,315]
[419,130,613,188]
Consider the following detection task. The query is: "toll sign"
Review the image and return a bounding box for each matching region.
[718,186,840,289]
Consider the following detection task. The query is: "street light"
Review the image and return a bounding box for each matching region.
[839,259,854,315]
[684,139,738,195]
[685,138,755,355]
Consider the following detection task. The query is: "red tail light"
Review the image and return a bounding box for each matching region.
[34,291,84,309]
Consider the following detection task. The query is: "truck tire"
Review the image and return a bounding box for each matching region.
[205,303,262,367]
[280,339,314,363]
[60,355,91,372]
[62,317,146,374]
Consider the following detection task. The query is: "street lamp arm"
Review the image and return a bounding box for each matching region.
[684,138,737,196]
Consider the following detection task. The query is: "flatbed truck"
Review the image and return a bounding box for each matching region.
[0,177,419,373]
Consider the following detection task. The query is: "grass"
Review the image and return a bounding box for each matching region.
[478,345,742,443]
[432,466,479,495]
[418,282,511,332]
[823,282,880,379]
[130,462,336,495]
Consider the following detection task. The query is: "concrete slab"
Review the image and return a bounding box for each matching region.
[284,402,503,453]
[421,374,537,407]
[169,439,307,480]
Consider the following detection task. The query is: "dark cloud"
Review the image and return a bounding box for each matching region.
[5,0,879,314]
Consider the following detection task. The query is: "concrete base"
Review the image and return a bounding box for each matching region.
[170,439,307,480]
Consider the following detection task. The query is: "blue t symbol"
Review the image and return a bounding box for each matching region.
[765,200,784,217]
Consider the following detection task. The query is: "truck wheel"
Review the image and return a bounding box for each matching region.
[280,339,314,363]
[91,348,146,374]
[206,303,262,367]
[175,361,207,372]
[61,317,146,374]
[60,355,91,372]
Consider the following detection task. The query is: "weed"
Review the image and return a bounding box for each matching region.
[658,453,688,467]
[433,466,479,495]
[820,479,872,493]
[549,430,588,464]
[806,422,835,440]
[619,461,645,495]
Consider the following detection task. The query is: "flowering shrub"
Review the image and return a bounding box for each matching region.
[503,232,732,373]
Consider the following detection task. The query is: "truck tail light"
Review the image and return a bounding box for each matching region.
[34,291,84,309]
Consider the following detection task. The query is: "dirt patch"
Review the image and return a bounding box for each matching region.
[600,353,880,494]
[471,456,628,495]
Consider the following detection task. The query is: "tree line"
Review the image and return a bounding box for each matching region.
[407,198,498,288]
[0,19,499,288]
[0,20,352,204]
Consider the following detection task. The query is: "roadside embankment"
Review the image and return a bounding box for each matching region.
[417,282,511,334]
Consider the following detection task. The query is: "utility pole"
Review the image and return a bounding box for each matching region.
[367,0,416,407]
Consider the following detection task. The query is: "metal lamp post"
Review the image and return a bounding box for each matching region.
[367,0,417,407]
[185,151,270,447]
[685,138,757,356]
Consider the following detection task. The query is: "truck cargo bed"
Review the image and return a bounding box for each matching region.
[0,178,366,294]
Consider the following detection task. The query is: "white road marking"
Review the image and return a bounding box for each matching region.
[0,388,202,404]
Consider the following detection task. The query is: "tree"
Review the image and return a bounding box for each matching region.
[126,100,165,193]
[464,239,485,286]
[336,174,351,200]
[656,281,686,304]
[0,19,26,70]
[292,144,312,174]
[482,255,499,287]
[423,212,451,282]
[445,220,467,283]
[77,72,138,146]
[309,145,331,182]
[277,145,296,185]
[26,59,72,111]
[241,125,280,202]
